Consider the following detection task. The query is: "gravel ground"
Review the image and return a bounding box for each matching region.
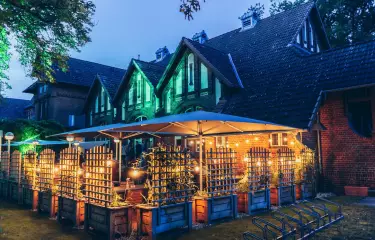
[1,196,374,240]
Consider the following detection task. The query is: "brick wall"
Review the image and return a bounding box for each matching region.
[320,91,375,193]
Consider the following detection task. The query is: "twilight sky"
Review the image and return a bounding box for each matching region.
[6,0,269,100]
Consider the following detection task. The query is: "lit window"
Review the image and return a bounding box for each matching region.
[95,96,99,113]
[201,63,208,89]
[101,87,105,112]
[309,23,314,52]
[107,96,111,111]
[175,69,183,95]
[129,84,134,105]
[135,116,148,122]
[137,73,142,104]
[270,133,288,147]
[166,89,171,113]
[303,21,308,48]
[122,101,126,121]
[69,115,75,127]
[215,78,222,104]
[188,53,195,92]
[145,82,151,102]
[296,33,301,44]
[39,85,43,94]
[155,97,160,111]
[113,107,117,118]
[43,84,47,93]
[89,111,93,126]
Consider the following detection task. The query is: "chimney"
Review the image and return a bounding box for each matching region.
[155,46,170,62]
[192,30,209,44]
[239,9,259,30]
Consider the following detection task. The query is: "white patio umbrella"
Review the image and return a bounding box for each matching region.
[102,111,300,190]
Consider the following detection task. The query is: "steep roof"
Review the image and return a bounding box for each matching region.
[24,58,125,93]
[0,98,30,119]
[82,68,125,111]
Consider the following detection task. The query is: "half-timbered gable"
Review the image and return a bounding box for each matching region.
[83,70,125,127]
[156,37,242,115]
[114,57,170,123]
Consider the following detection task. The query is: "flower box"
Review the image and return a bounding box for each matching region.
[38,191,58,218]
[193,195,238,224]
[270,186,295,206]
[344,186,368,197]
[58,196,85,227]
[237,190,270,214]
[85,204,132,240]
[136,202,192,240]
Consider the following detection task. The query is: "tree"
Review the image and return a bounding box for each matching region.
[270,0,375,47]
[0,0,95,93]
[180,0,205,20]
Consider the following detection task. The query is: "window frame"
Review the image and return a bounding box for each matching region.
[187,53,195,92]
[269,133,288,147]
[200,63,209,89]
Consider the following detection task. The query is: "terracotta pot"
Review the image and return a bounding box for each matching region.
[344,186,368,197]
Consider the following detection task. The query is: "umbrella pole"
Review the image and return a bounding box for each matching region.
[199,134,203,191]
[119,133,122,182]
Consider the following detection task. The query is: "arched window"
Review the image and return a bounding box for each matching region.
[175,69,183,95]
[129,84,134,105]
[101,87,105,112]
[187,53,194,92]
[135,116,148,122]
[136,73,142,104]
[200,63,208,89]
[166,89,171,113]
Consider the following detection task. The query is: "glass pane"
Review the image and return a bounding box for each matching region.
[201,63,208,89]
[188,54,194,92]
[175,70,182,95]
[215,78,221,104]
[145,82,151,102]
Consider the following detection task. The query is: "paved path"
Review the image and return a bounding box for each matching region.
[356,197,375,207]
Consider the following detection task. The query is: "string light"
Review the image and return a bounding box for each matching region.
[290,141,295,145]
[268,138,272,143]
[54,167,60,173]
[267,160,273,165]
[194,166,200,172]
[254,137,259,141]
[209,141,213,145]
[235,143,239,147]
[283,137,288,141]
[107,160,112,166]
[256,161,261,166]
[296,158,301,163]
[85,172,90,178]
[189,141,194,145]
[132,169,139,177]
[244,157,249,162]
[77,169,83,175]
[99,167,104,173]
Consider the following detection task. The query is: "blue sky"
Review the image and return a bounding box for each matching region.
[6,0,269,100]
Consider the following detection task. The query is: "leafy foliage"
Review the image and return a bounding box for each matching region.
[0,0,95,89]
[180,0,205,20]
[270,0,375,47]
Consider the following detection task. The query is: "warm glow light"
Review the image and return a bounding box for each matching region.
[66,136,74,142]
[235,143,239,147]
[4,132,14,141]
[62,165,67,169]
[197,141,200,144]
[296,158,301,163]
[226,144,229,148]
[194,166,200,172]
[107,160,112,166]
[132,169,139,177]
[267,160,273,165]
[54,167,59,173]
[254,137,259,141]
[268,138,272,143]
[257,161,261,166]
[77,169,83,175]
[290,141,295,145]
[73,141,80,146]
[209,141,213,145]
[245,139,249,143]
[99,168,104,173]
[244,157,249,162]
[85,172,90,178]
[36,168,40,172]
[114,138,120,143]
[189,141,194,145]
[283,137,288,141]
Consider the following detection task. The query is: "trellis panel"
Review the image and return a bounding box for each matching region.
[150,147,194,206]
[0,151,10,180]
[22,151,38,189]
[206,148,236,197]
[85,146,113,207]
[9,151,21,183]
[59,148,81,199]
[39,149,56,192]
[247,147,271,191]
[277,148,296,187]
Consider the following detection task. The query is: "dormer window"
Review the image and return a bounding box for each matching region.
[155,46,170,62]
[192,30,209,44]
[128,84,134,106]
[295,18,320,53]
[188,53,195,92]
[239,9,259,30]
[175,69,183,95]
[136,73,142,104]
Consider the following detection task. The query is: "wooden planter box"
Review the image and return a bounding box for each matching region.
[38,191,58,218]
[296,183,314,200]
[237,190,270,215]
[344,186,369,197]
[8,182,21,202]
[58,196,85,227]
[270,186,295,206]
[193,195,238,224]
[0,180,9,198]
[85,204,132,240]
[136,202,192,240]
[22,187,38,210]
